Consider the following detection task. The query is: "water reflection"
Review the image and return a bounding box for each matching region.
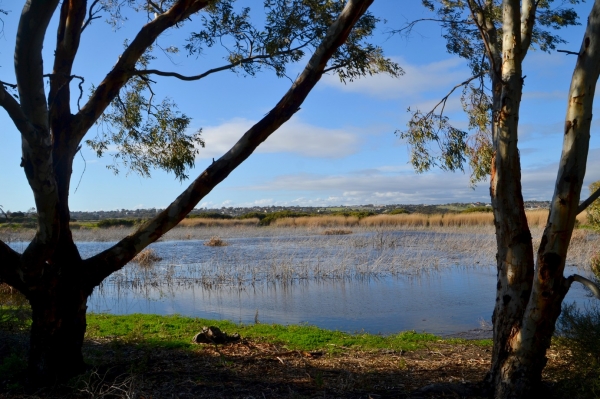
[9,230,597,336]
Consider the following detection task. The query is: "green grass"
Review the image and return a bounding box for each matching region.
[85,313,490,353]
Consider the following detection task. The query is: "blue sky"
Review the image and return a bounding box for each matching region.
[1,0,599,212]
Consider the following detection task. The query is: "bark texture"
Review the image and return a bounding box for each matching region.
[482,0,600,397]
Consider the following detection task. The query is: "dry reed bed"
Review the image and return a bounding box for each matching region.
[275,210,585,228]
[100,226,599,294]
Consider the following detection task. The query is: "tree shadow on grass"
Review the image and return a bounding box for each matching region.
[0,330,586,399]
[0,331,495,398]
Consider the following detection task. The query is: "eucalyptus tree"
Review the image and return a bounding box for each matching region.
[398,0,600,397]
[0,0,400,383]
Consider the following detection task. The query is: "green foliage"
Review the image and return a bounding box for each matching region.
[461,206,492,213]
[397,0,580,185]
[259,210,313,225]
[237,211,267,220]
[587,181,600,227]
[555,302,600,396]
[388,208,409,215]
[0,286,30,333]
[96,219,138,228]
[87,1,400,181]
[188,212,233,219]
[186,0,403,83]
[330,210,375,218]
[87,46,204,181]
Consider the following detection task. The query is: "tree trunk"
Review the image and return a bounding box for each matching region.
[487,0,600,397]
[26,267,91,383]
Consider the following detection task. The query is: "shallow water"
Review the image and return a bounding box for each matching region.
[9,229,597,336]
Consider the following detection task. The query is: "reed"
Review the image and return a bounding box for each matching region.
[132,248,162,267]
[178,218,259,228]
[204,236,228,247]
[322,229,353,235]
[272,215,358,228]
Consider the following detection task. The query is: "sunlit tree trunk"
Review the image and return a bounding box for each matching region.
[487,1,600,397]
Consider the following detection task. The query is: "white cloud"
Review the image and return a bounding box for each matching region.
[321,56,470,100]
[216,149,600,206]
[196,117,361,160]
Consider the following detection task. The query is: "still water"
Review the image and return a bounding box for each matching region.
[72,230,596,337]
[12,230,595,336]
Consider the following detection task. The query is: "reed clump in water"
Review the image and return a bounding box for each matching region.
[132,248,162,268]
[322,229,353,235]
[205,236,228,247]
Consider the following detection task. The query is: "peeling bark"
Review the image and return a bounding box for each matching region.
[484,1,600,397]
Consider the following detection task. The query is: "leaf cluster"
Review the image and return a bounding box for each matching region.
[586,181,600,227]
[185,0,403,82]
[87,47,204,181]
[86,0,400,180]
[397,0,581,185]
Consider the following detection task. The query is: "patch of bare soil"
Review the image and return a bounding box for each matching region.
[0,335,575,399]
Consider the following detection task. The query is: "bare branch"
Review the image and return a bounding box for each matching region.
[387,18,471,38]
[72,0,212,145]
[133,45,311,81]
[49,0,87,122]
[569,274,600,299]
[578,186,600,214]
[81,0,102,33]
[84,0,376,287]
[416,73,486,122]
[557,49,579,55]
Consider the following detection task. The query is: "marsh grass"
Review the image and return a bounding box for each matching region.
[271,210,585,229]
[95,224,598,298]
[178,218,259,228]
[204,236,228,247]
[132,248,162,267]
[322,229,353,235]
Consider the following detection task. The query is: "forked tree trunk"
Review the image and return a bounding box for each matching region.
[487,0,600,397]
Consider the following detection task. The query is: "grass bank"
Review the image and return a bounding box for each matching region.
[85,313,486,352]
[2,313,587,398]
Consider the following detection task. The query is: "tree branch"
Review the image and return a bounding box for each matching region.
[520,0,538,59]
[81,0,102,33]
[132,45,310,81]
[415,73,486,123]
[388,18,472,38]
[84,0,376,288]
[49,0,87,120]
[15,0,59,131]
[72,0,211,145]
[568,274,600,299]
[557,49,579,55]
[15,0,62,269]
[467,0,501,80]
[578,186,600,214]
[0,84,36,142]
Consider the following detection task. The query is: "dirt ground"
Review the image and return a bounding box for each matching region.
[0,333,577,399]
